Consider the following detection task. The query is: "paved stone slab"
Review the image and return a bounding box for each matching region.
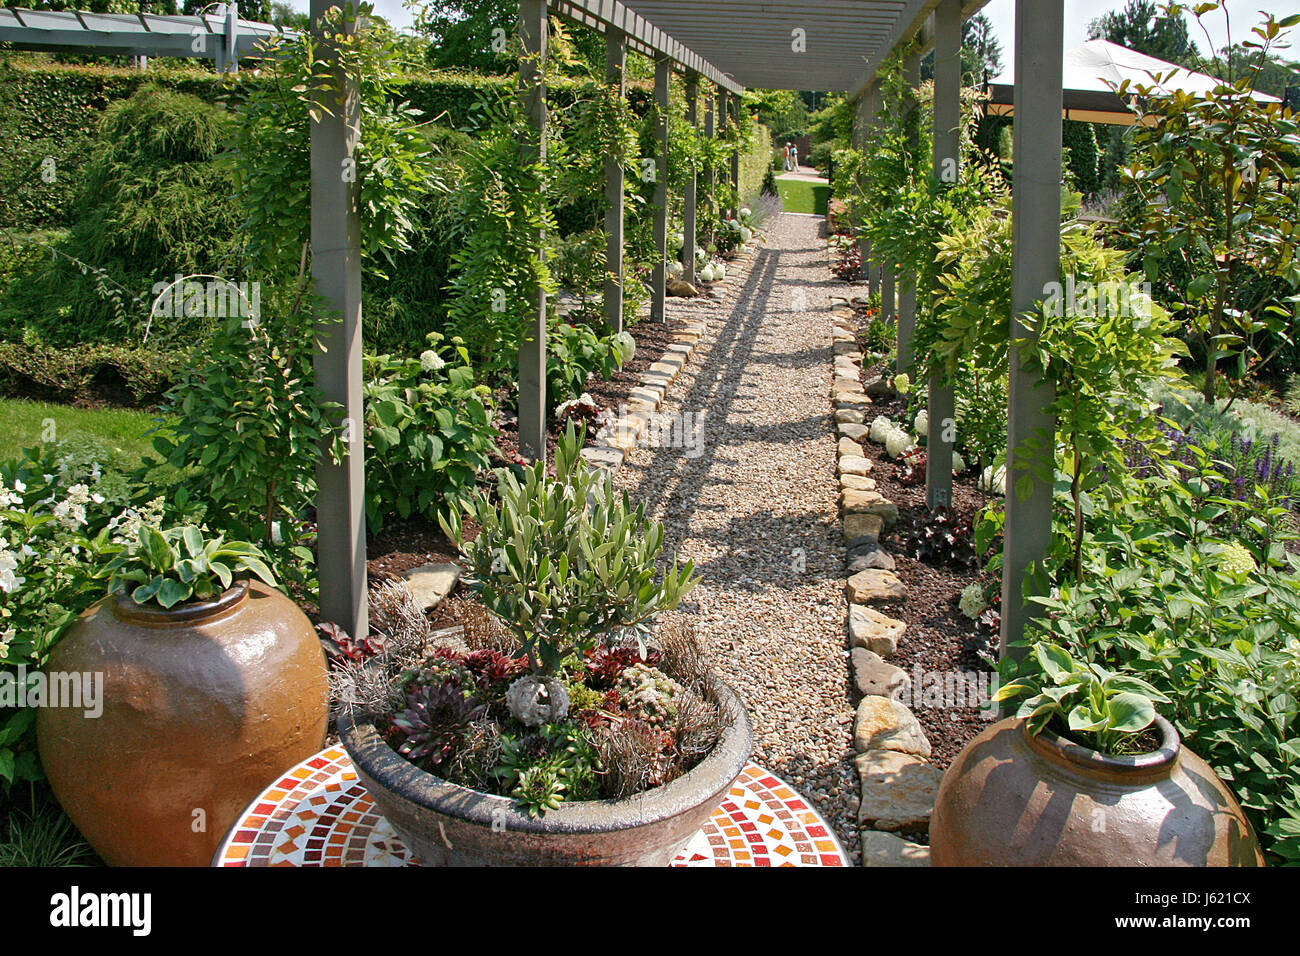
[848,605,907,655]
[835,408,866,425]
[851,647,911,699]
[855,752,944,833]
[853,697,931,757]
[402,563,461,611]
[838,422,870,442]
[860,830,931,867]
[846,569,907,604]
[581,445,625,470]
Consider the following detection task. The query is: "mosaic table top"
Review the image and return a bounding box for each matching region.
[214,745,848,867]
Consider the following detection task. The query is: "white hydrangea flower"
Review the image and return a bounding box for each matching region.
[894,373,911,394]
[419,350,446,373]
[0,551,24,594]
[951,452,966,474]
[914,410,929,436]
[885,428,914,459]
[740,207,752,219]
[869,415,895,444]
[979,464,1007,496]
[959,583,987,619]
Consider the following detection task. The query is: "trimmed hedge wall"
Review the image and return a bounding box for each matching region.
[0,57,664,230]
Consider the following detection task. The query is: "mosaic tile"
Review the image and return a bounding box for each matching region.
[214,747,847,867]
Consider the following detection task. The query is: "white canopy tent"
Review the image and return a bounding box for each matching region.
[986,38,1279,125]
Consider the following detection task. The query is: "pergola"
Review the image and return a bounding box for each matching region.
[1,1,1070,663]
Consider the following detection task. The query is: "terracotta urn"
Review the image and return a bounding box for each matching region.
[37,580,329,866]
[930,716,1264,867]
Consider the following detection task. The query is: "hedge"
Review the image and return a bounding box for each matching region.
[0,57,660,230]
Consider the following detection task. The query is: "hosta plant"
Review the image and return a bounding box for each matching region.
[995,642,1172,756]
[102,526,277,609]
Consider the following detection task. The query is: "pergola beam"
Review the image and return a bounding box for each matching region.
[0,6,289,62]
[847,0,992,101]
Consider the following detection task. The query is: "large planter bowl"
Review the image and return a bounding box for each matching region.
[37,580,329,866]
[339,676,753,866]
[930,716,1264,867]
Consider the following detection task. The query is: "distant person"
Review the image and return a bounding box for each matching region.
[790,144,799,170]
[783,142,792,171]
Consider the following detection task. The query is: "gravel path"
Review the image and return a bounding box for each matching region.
[615,213,864,861]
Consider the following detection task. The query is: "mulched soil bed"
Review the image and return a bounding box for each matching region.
[852,329,1002,770]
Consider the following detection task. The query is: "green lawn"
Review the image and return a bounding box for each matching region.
[775,177,831,215]
[0,398,159,464]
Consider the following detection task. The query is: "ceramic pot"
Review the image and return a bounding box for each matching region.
[339,675,752,866]
[930,716,1263,866]
[37,580,329,866]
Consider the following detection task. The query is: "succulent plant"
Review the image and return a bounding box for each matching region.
[388,682,485,770]
[617,663,683,727]
[585,644,663,689]
[463,648,528,688]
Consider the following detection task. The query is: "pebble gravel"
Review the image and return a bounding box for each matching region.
[615,213,865,861]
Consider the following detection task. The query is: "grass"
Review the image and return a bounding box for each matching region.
[0,398,158,464]
[0,791,99,867]
[774,176,831,216]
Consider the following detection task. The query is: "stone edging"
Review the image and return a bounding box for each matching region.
[579,243,760,477]
[829,295,935,869]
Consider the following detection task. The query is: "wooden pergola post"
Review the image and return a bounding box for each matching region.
[926,0,960,508]
[517,0,548,460]
[895,49,921,377]
[310,0,366,639]
[683,73,699,286]
[705,84,717,238]
[854,83,875,296]
[651,54,671,322]
[729,91,741,215]
[603,27,626,333]
[1001,0,1064,660]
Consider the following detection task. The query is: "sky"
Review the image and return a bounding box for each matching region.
[293,1,1300,65]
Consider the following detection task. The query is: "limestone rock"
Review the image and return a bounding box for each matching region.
[862,500,900,528]
[864,375,894,398]
[855,750,942,832]
[853,697,931,757]
[846,544,896,573]
[402,563,461,611]
[860,830,931,867]
[666,275,698,297]
[841,489,885,513]
[851,648,910,699]
[839,474,877,492]
[848,605,906,655]
[838,437,863,460]
[843,512,884,548]
[837,422,870,442]
[846,569,906,604]
[838,455,874,477]
[835,408,866,425]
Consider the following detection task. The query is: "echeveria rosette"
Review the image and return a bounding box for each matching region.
[103,525,278,609]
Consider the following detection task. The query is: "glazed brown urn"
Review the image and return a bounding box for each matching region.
[36,580,329,866]
[930,716,1264,867]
